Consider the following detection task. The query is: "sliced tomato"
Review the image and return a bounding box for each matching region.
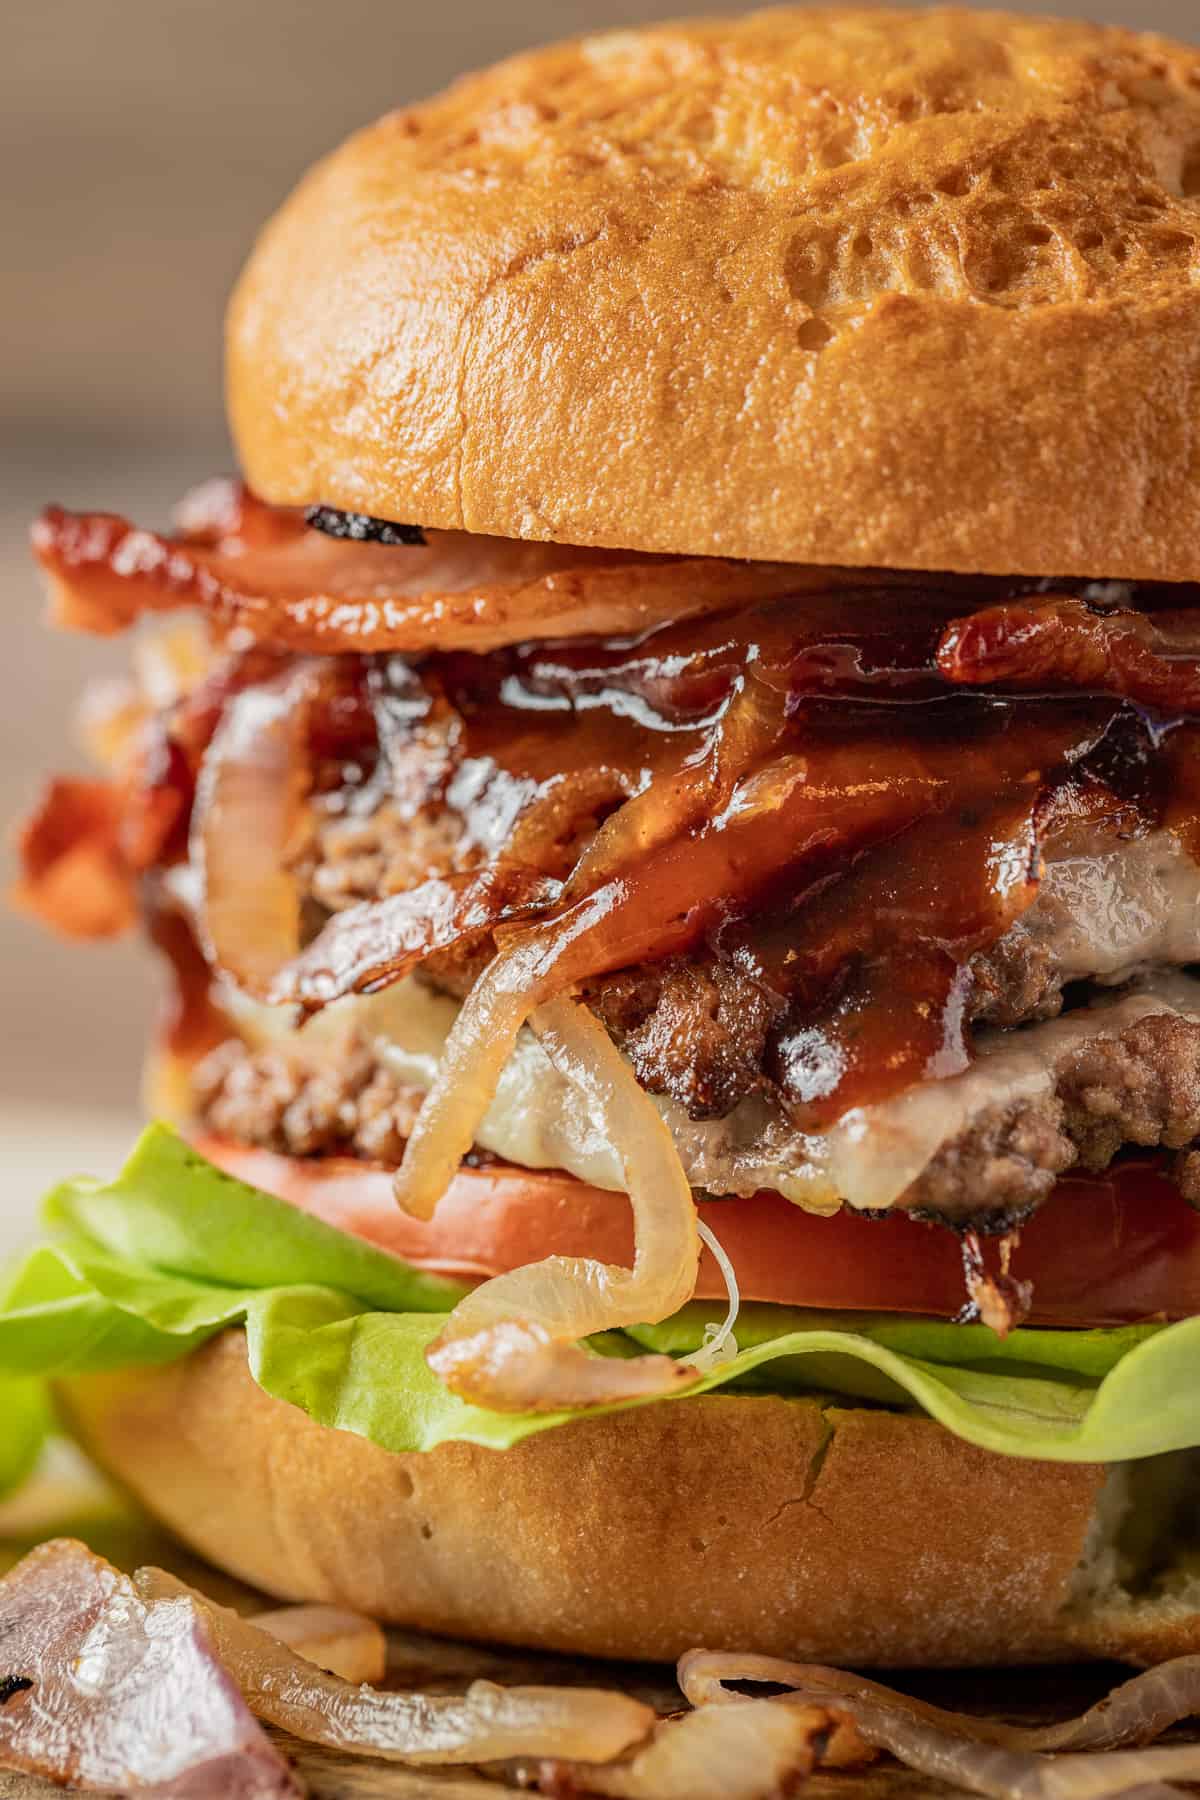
[197,1137,1200,1327]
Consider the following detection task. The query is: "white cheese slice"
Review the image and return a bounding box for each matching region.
[223,829,1200,1212]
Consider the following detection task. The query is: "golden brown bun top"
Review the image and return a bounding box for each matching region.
[228,9,1200,579]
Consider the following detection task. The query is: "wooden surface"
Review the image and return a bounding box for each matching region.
[0,1458,1192,1799]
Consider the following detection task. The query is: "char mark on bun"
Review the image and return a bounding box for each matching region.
[304,505,428,547]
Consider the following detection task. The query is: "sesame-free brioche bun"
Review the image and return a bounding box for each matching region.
[228,8,1200,581]
[58,1331,1200,1667]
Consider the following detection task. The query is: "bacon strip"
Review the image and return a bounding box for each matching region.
[13,777,138,938]
[32,481,812,656]
[937,593,1200,711]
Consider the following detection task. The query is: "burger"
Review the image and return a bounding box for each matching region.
[8,4,1200,1672]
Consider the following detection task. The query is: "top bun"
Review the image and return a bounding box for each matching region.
[228,8,1200,580]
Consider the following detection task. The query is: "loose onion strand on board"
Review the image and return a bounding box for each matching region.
[139,1568,654,1766]
[420,995,702,1410]
[248,1603,386,1684]
[0,1541,301,1798]
[533,1698,865,1800]
[678,1653,1200,1800]
[679,1652,1200,1752]
[10,1547,1200,1798]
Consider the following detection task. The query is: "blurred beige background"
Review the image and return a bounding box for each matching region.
[2,0,1198,1199]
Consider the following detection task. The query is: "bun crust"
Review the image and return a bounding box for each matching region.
[56,1329,1191,1668]
[229,9,1200,580]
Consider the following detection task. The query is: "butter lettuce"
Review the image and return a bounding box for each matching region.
[1,1123,1199,1496]
[0,1377,51,1498]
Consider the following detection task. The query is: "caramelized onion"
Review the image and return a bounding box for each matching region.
[536,1698,867,1800]
[0,1540,300,1797]
[33,482,813,655]
[1016,1659,1200,1755]
[391,939,547,1221]
[395,739,961,1215]
[684,1219,741,1370]
[420,996,701,1410]
[681,1652,1200,1756]
[138,1569,653,1766]
[389,740,970,1246]
[249,1604,386,1685]
[268,866,557,1009]
[679,1654,1200,1799]
[563,669,789,898]
[191,661,325,995]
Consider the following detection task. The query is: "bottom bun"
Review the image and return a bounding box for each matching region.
[57,1330,1200,1667]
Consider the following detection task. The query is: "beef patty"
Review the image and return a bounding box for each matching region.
[193,998,1200,1227]
[291,795,1200,1129]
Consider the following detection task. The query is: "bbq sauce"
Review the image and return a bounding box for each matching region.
[111,576,1200,1127]
[360,589,1181,1125]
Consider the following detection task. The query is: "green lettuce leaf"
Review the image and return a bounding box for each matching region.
[2,1123,1199,1478]
[42,1126,468,1315]
[0,1376,52,1499]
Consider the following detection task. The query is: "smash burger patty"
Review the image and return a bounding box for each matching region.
[12,5,1200,1697]
[31,537,1200,1234]
[193,1005,1200,1221]
[203,756,1200,1223]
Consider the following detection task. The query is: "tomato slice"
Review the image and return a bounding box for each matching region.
[197,1137,1200,1327]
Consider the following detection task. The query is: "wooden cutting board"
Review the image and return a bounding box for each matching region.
[0,1467,1188,1799]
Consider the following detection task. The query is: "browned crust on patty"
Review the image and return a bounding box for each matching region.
[1059,1012,1200,1170]
[192,1002,1200,1227]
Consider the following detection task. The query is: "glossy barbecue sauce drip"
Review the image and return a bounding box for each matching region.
[358,588,1179,1128]
[71,577,1195,1130]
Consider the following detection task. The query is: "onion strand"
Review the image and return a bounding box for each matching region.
[191,661,324,996]
[683,1219,740,1371]
[413,995,702,1411]
[535,1698,858,1800]
[138,1569,653,1766]
[247,1603,386,1684]
[678,1653,1200,1800]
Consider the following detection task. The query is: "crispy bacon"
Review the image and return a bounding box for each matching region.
[26,500,1199,1134]
[32,481,814,656]
[13,777,138,937]
[14,639,290,946]
[937,592,1200,711]
[387,698,1150,1236]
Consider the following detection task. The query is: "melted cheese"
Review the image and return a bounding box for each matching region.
[1029,833,1200,984]
[225,830,1200,1212]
